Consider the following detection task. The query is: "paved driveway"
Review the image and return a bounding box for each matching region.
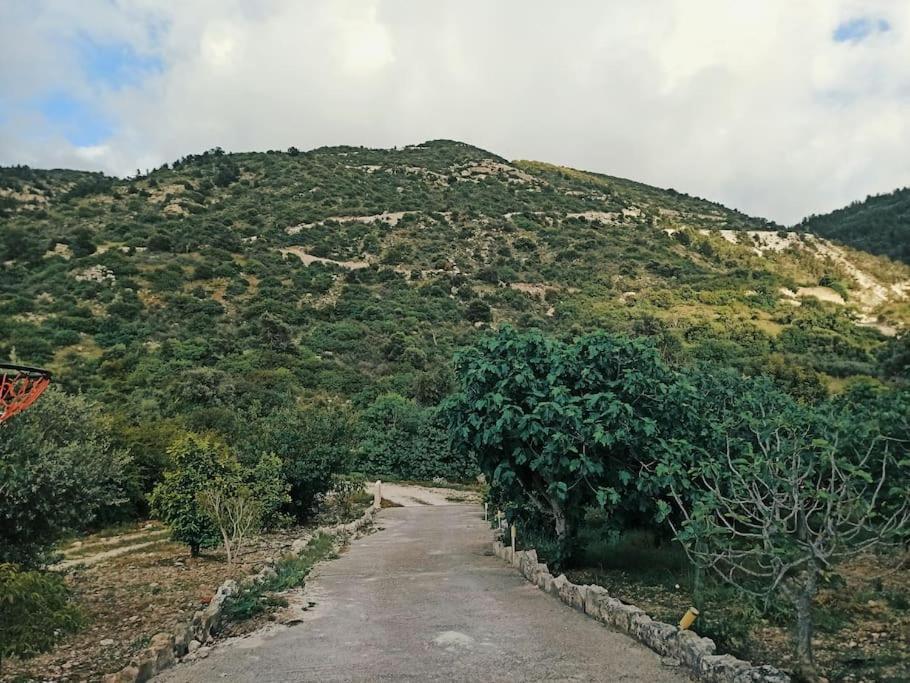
[161,505,687,682]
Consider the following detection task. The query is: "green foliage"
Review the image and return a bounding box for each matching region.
[222,532,335,622]
[245,402,354,521]
[448,326,670,562]
[149,434,236,556]
[0,563,85,666]
[655,371,910,677]
[799,186,910,264]
[0,141,906,570]
[0,388,134,567]
[356,394,476,480]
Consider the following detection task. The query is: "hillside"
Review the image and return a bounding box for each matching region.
[1,139,908,424]
[798,186,910,264]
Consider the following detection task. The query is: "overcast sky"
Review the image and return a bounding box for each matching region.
[2,1,908,224]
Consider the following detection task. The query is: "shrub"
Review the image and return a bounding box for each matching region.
[0,563,85,668]
[0,388,134,567]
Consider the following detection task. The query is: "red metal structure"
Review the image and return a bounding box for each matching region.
[0,363,52,423]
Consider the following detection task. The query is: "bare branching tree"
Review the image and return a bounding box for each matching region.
[665,415,909,682]
[198,485,262,565]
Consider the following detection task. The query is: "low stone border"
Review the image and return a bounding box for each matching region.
[101,500,381,683]
[492,540,791,683]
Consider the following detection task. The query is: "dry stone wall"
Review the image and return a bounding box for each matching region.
[492,540,790,683]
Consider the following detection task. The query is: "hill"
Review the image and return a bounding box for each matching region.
[797,186,910,264]
[1,140,908,446]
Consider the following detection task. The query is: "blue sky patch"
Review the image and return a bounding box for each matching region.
[76,35,163,89]
[833,17,891,43]
[36,93,113,146]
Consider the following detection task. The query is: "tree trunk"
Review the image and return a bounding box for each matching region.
[190,542,200,558]
[692,563,705,611]
[793,565,820,682]
[221,527,232,565]
[548,496,571,562]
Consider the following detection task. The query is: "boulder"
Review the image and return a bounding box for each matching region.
[130,651,157,682]
[601,598,644,632]
[667,628,716,671]
[548,573,569,598]
[173,623,192,656]
[733,665,791,683]
[638,621,678,656]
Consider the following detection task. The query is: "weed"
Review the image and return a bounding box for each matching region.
[221,533,337,623]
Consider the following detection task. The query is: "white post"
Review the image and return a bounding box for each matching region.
[374,480,382,508]
[510,524,516,554]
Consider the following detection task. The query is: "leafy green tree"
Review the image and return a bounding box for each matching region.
[150,434,239,556]
[247,403,353,521]
[447,326,671,560]
[0,564,84,670]
[0,388,134,567]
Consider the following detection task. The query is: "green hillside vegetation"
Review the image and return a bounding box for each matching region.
[798,186,910,264]
[2,140,910,677]
[1,139,908,527]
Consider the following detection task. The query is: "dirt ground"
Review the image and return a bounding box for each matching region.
[568,551,909,682]
[2,523,323,682]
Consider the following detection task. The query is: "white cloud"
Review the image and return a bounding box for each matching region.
[1,0,908,224]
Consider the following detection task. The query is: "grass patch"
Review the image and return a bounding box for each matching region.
[221,532,337,623]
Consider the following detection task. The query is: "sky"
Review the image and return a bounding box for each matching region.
[1,1,908,225]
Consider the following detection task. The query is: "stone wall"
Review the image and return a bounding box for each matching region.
[492,540,791,683]
[101,501,381,683]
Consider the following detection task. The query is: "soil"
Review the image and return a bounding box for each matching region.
[2,524,321,682]
[567,552,910,682]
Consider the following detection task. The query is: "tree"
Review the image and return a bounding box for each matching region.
[150,434,238,556]
[246,403,353,521]
[658,376,910,681]
[447,326,671,561]
[0,388,134,567]
[197,485,261,565]
[0,226,44,263]
[69,227,96,257]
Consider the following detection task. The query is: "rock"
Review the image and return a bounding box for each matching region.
[100,638,115,646]
[639,621,677,656]
[557,579,588,611]
[584,585,609,620]
[667,629,716,671]
[148,632,175,671]
[197,645,211,659]
[661,657,681,667]
[173,623,193,656]
[101,664,140,683]
[130,651,157,682]
[601,599,643,632]
[187,639,201,653]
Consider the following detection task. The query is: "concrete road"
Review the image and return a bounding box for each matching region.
[161,505,688,682]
